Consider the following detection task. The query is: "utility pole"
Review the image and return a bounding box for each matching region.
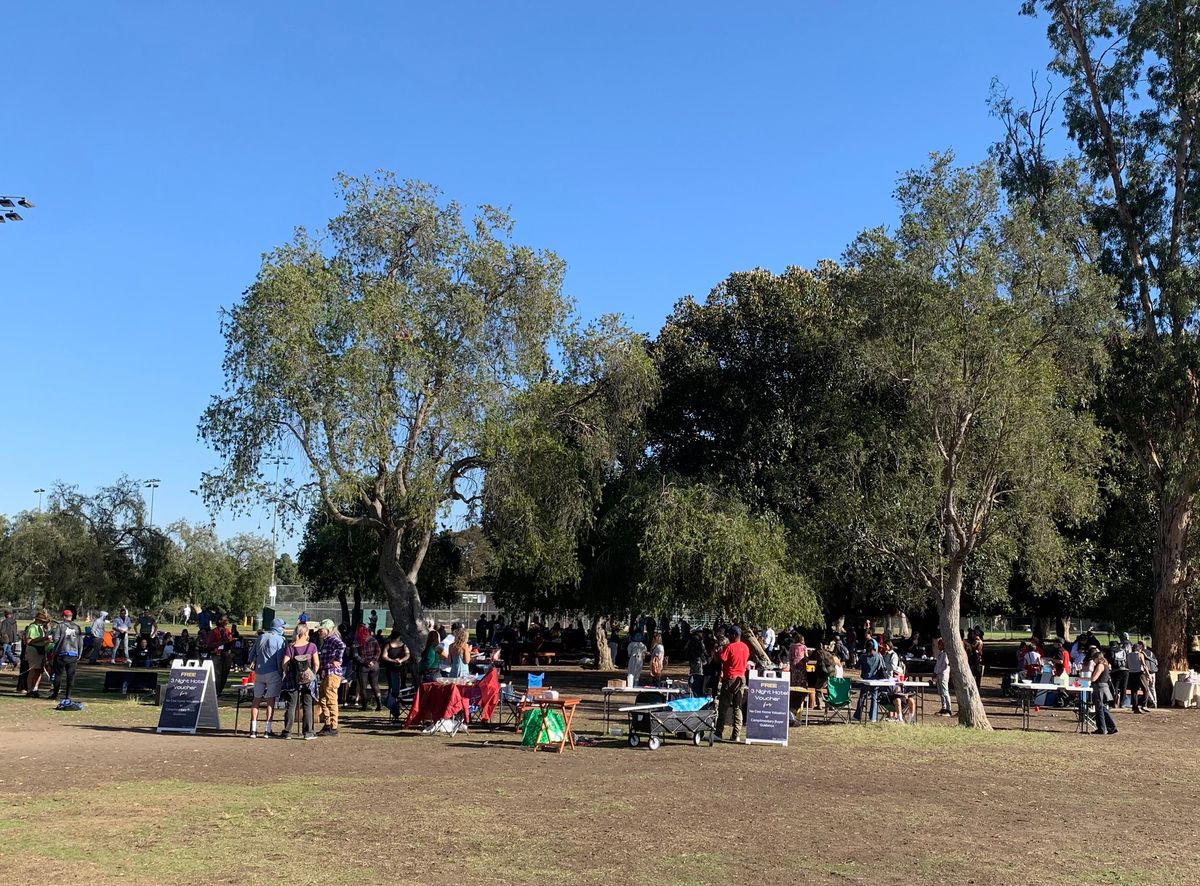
[144,479,161,527]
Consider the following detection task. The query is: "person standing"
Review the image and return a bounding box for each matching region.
[110,607,133,665]
[445,627,471,680]
[0,610,18,669]
[209,617,234,695]
[356,624,382,711]
[248,618,287,738]
[137,609,157,642]
[1143,644,1159,708]
[368,610,378,634]
[181,602,192,625]
[716,626,751,742]
[1110,639,1130,709]
[381,630,410,719]
[933,638,952,716]
[648,633,666,687]
[967,628,985,689]
[626,632,647,685]
[1088,647,1118,735]
[316,619,345,737]
[48,609,83,701]
[281,625,320,740]
[1125,640,1148,714]
[854,639,886,722]
[22,610,53,696]
[87,611,108,664]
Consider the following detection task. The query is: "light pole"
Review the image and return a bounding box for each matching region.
[265,456,290,605]
[0,195,34,225]
[144,479,161,528]
[33,487,45,511]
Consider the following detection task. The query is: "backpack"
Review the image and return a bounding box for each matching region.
[1112,646,1127,667]
[1144,650,1158,674]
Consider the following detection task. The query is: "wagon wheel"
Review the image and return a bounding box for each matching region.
[692,731,703,746]
[628,732,640,748]
[647,735,661,751]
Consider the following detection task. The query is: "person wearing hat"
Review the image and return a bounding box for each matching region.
[315,619,346,737]
[0,609,18,669]
[716,625,751,742]
[21,610,54,696]
[49,609,83,701]
[248,618,287,737]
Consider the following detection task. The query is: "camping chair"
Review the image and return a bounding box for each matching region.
[526,673,545,688]
[514,686,555,732]
[822,677,852,725]
[390,686,416,723]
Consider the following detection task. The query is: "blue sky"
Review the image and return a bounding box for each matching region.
[1,2,1056,552]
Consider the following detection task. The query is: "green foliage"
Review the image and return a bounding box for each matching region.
[839,155,1111,596]
[200,172,655,647]
[483,315,658,590]
[638,481,822,627]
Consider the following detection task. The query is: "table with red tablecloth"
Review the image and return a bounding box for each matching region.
[404,681,469,728]
[402,668,500,729]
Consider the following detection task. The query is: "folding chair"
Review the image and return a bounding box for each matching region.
[526,673,545,688]
[391,686,415,723]
[822,677,852,724]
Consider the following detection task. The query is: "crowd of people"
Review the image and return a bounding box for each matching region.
[3,603,1163,740]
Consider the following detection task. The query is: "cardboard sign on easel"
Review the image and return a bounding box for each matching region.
[156,660,221,734]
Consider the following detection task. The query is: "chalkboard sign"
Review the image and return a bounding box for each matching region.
[156,660,221,734]
[744,675,790,746]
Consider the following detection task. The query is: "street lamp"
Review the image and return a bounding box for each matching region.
[0,196,35,224]
[33,487,45,511]
[265,456,290,604]
[144,479,161,527]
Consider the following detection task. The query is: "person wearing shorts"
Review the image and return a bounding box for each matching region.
[248,618,287,738]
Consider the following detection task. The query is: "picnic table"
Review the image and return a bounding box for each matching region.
[602,685,682,733]
[1059,684,1095,733]
[1010,681,1062,731]
[850,678,929,724]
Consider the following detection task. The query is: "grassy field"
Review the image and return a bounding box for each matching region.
[2,662,1198,885]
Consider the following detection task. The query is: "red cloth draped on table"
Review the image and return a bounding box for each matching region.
[465,667,499,722]
[404,681,469,727]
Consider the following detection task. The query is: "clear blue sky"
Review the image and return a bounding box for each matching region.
[1,2,1055,552]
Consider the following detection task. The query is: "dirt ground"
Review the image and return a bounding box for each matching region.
[2,663,1198,886]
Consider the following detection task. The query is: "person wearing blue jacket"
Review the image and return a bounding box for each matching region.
[853,639,886,722]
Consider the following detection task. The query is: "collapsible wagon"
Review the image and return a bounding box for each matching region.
[619,694,716,749]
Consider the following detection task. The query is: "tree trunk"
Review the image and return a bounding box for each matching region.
[1033,615,1054,641]
[1153,493,1193,698]
[377,527,431,677]
[1057,616,1071,643]
[337,590,350,627]
[938,561,992,730]
[740,625,772,669]
[592,617,614,671]
[352,586,363,627]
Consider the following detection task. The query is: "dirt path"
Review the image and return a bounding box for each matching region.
[3,666,1198,885]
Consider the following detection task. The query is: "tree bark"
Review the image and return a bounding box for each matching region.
[1057,616,1071,643]
[377,527,431,675]
[1033,615,1055,641]
[740,625,773,669]
[937,560,992,730]
[592,617,615,671]
[1153,493,1193,698]
[337,590,350,627]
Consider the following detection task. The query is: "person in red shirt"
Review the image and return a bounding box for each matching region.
[716,626,751,742]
